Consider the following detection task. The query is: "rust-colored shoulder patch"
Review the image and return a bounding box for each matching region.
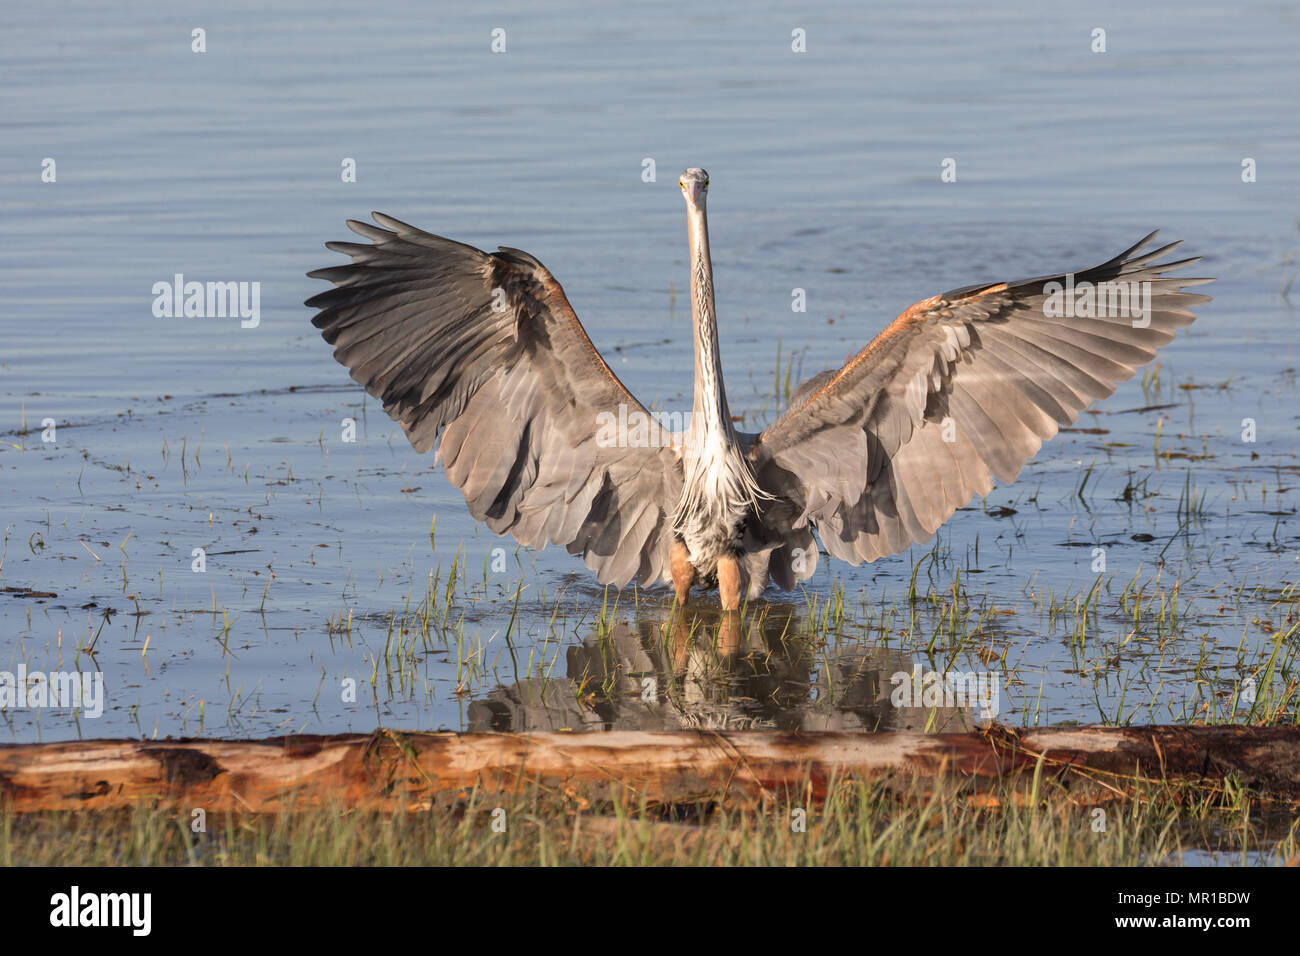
[854,294,944,363]
[751,278,1017,457]
[897,293,945,320]
[795,294,944,411]
[498,254,648,414]
[751,293,952,455]
[537,268,652,411]
[961,282,1007,298]
[828,280,1009,390]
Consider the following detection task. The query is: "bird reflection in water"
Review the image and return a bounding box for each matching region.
[468,605,978,734]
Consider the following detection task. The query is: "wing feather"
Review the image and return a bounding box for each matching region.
[307,213,682,587]
[750,232,1212,581]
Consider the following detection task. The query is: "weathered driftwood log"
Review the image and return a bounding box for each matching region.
[0,726,1297,813]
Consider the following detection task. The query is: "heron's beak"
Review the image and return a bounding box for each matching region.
[681,181,705,205]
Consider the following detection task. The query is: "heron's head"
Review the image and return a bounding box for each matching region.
[678,168,709,206]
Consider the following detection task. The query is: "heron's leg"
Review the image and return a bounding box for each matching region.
[670,541,696,606]
[717,553,742,612]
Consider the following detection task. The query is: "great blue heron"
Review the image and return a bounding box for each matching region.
[306,167,1212,610]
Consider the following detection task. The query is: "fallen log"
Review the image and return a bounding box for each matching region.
[0,726,1297,813]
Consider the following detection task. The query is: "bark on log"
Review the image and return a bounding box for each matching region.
[0,726,1297,813]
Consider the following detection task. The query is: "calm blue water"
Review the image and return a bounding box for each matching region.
[1,0,1298,742]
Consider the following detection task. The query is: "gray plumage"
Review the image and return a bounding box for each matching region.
[306,213,681,588]
[307,193,1212,603]
[748,231,1212,591]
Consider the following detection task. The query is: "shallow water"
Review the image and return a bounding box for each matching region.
[2,0,1298,742]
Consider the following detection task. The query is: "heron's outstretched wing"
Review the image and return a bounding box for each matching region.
[306,213,682,588]
[749,232,1212,583]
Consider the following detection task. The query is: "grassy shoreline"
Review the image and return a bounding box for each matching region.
[4,771,1296,866]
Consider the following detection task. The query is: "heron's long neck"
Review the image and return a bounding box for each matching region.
[685,201,736,450]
